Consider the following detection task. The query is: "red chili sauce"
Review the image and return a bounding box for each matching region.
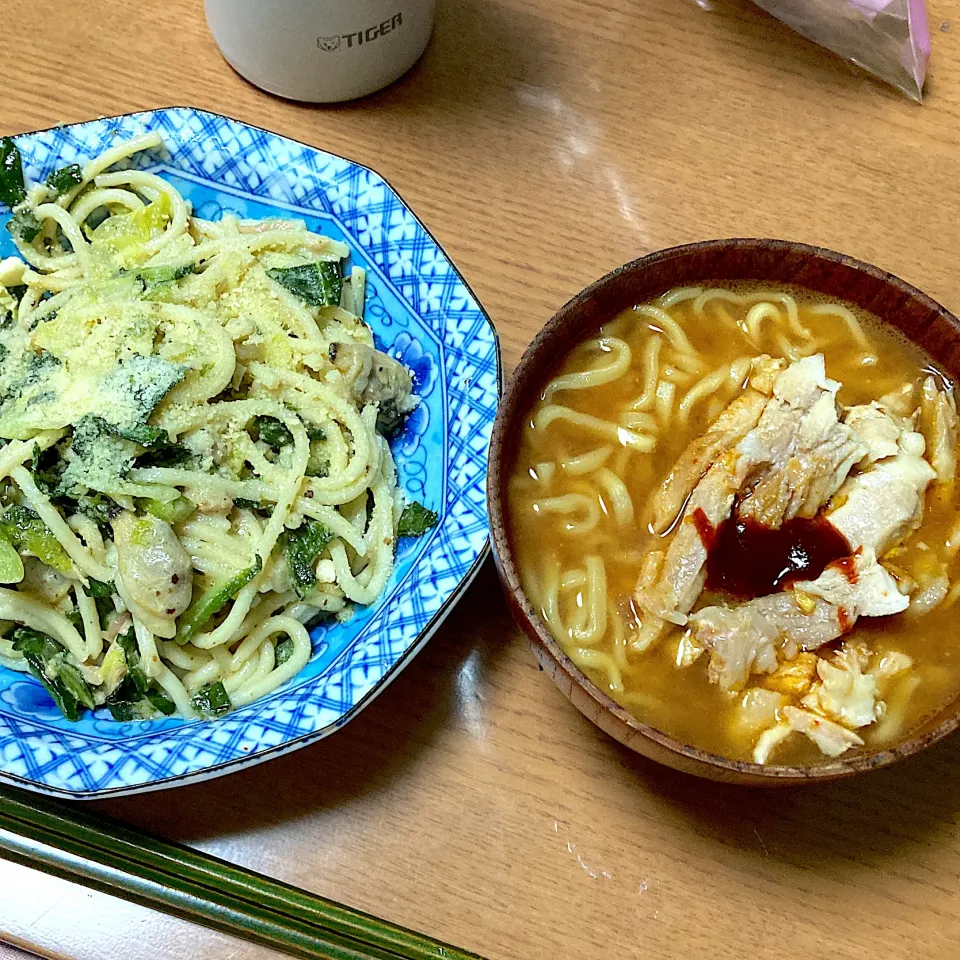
[692,508,854,600]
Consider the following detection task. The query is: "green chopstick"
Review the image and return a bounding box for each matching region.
[0,784,484,960]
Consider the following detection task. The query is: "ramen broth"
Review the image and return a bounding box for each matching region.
[508,284,960,765]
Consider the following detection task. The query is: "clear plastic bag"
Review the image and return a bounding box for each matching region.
[752,0,930,101]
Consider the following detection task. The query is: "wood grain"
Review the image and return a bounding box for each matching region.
[4,0,960,957]
[0,860,290,960]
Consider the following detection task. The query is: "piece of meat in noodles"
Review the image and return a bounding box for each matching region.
[635,355,865,624]
[733,356,865,528]
[693,397,933,692]
[329,341,416,434]
[649,356,784,534]
[826,417,934,557]
[691,549,906,691]
[843,400,915,466]
[920,375,958,485]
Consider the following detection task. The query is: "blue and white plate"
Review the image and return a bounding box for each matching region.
[0,107,501,798]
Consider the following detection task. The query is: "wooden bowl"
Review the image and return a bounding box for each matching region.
[487,238,960,785]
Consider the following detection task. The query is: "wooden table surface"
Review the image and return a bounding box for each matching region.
[4,0,960,957]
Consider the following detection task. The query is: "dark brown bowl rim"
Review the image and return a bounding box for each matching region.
[487,237,960,783]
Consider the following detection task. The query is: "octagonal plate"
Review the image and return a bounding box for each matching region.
[0,107,500,798]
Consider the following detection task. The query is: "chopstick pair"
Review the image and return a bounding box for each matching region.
[0,784,484,960]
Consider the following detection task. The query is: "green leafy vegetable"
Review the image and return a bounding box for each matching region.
[104,628,176,721]
[33,465,61,497]
[306,427,329,478]
[254,415,293,449]
[135,442,192,469]
[83,579,113,599]
[105,699,147,722]
[0,286,19,330]
[59,660,96,710]
[137,262,195,286]
[6,209,42,244]
[45,164,83,197]
[176,556,263,645]
[0,305,12,332]
[0,140,42,241]
[0,504,71,571]
[82,578,115,626]
[2,350,61,410]
[305,454,330,479]
[110,422,170,447]
[284,520,335,599]
[11,627,94,721]
[137,262,195,298]
[267,261,342,307]
[233,498,262,510]
[0,535,24,583]
[106,687,176,720]
[397,502,439,538]
[14,354,179,471]
[9,351,59,396]
[74,493,121,531]
[116,630,148,694]
[58,400,182,498]
[146,688,176,715]
[30,441,65,496]
[0,138,26,208]
[275,636,295,666]
[191,680,232,719]
[100,354,186,427]
[43,359,183,486]
[140,495,194,524]
[57,415,139,498]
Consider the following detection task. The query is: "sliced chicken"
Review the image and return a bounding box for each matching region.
[735,356,865,527]
[920,376,958,484]
[800,643,879,730]
[636,355,863,622]
[636,452,741,624]
[878,383,916,418]
[754,723,794,763]
[649,356,784,533]
[783,706,864,758]
[844,401,915,465]
[827,448,934,556]
[753,644,884,762]
[690,550,906,691]
[796,549,908,617]
[689,597,800,691]
[820,398,934,559]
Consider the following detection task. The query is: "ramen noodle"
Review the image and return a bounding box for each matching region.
[508,284,959,765]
